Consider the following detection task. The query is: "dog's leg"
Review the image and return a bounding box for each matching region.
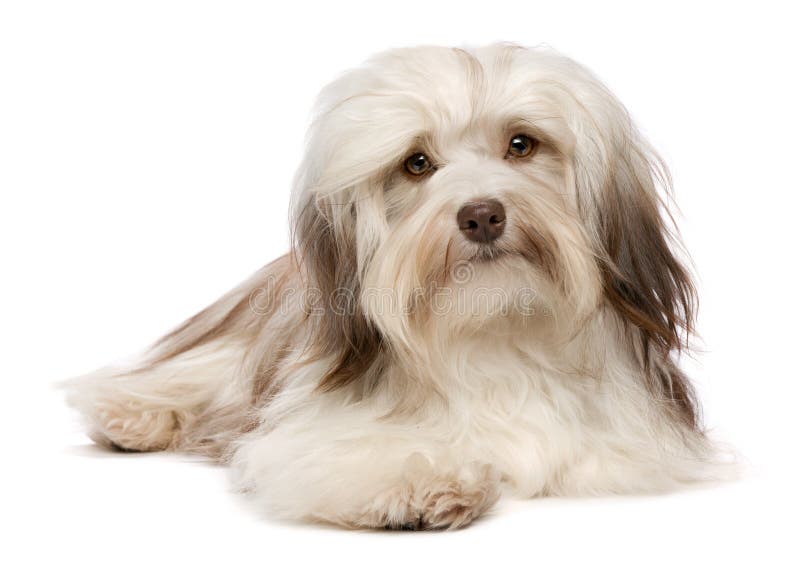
[231,405,501,529]
[65,339,251,454]
[65,257,295,456]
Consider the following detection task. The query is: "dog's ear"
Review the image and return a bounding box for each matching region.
[576,119,699,428]
[292,186,384,393]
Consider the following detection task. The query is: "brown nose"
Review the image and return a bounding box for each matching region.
[457,200,506,243]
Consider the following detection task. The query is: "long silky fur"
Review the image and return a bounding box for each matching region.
[64,44,727,530]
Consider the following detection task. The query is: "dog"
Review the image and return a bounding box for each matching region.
[66,44,722,530]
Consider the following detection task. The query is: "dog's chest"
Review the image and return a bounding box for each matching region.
[428,343,589,492]
[436,342,586,429]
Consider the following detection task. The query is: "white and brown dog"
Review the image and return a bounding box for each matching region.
[67,44,722,529]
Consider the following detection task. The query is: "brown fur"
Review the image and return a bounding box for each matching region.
[594,139,699,428]
[146,255,293,368]
[293,193,385,393]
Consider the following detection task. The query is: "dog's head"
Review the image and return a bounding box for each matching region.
[291,44,695,415]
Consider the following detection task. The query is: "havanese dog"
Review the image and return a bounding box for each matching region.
[66,43,723,530]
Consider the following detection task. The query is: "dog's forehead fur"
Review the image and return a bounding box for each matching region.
[337,45,579,120]
[299,45,611,199]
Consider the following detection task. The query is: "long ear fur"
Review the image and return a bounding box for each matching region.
[292,188,385,393]
[603,143,698,427]
[577,110,699,429]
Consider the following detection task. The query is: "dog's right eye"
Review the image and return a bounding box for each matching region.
[404,153,433,176]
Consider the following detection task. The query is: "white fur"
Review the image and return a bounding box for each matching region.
[66,44,727,530]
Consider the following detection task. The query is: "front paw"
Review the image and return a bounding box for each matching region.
[413,472,500,529]
[353,460,501,530]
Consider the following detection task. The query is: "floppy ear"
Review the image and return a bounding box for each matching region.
[288,60,425,393]
[576,118,699,428]
[292,185,385,393]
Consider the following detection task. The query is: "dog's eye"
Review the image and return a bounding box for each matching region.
[404,153,433,176]
[507,134,537,158]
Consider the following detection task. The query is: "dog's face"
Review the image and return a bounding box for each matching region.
[293,45,694,390]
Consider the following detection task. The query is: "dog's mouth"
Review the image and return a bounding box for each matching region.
[470,243,508,263]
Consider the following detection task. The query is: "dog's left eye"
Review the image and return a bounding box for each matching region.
[507,134,537,158]
[404,153,433,176]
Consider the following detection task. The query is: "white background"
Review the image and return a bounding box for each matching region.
[1,1,798,573]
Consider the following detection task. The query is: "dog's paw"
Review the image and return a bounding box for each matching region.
[413,471,500,529]
[85,401,178,452]
[351,461,501,531]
